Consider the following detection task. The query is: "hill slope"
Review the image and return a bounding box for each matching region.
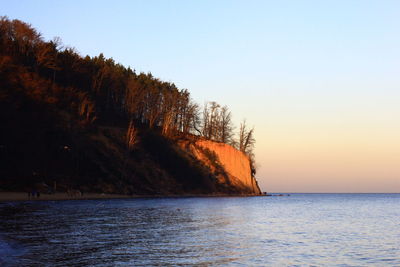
[0,17,261,195]
[0,100,260,195]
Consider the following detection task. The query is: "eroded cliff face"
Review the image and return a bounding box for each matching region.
[179,139,261,194]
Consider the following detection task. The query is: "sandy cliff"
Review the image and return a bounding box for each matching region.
[180,139,261,194]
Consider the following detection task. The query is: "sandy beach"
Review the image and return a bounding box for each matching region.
[0,192,131,202]
[0,192,264,202]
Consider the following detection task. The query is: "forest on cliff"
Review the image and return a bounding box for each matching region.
[0,17,258,194]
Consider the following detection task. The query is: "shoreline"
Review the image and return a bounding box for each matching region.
[0,192,264,202]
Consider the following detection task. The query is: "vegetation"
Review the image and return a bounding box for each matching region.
[0,17,257,194]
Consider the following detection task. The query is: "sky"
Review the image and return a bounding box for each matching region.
[3,0,400,192]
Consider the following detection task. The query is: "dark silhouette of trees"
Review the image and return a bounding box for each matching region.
[0,16,256,165]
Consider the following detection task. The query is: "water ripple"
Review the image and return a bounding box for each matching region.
[0,194,399,266]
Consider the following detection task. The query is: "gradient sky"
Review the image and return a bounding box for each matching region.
[3,0,400,192]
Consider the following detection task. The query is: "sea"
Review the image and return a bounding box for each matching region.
[0,194,399,266]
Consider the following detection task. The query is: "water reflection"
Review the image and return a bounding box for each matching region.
[1,195,400,266]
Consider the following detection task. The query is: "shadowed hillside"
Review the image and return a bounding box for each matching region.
[0,17,260,195]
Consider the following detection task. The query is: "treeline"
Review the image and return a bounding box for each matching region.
[0,17,255,163]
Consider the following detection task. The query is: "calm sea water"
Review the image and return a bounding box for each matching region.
[0,194,399,266]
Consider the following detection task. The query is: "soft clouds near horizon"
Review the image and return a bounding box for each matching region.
[3,0,400,192]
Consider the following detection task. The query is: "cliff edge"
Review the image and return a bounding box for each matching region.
[180,139,261,194]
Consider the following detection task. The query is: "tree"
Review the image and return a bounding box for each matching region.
[202,101,221,140]
[126,120,138,151]
[186,100,201,135]
[0,17,257,165]
[77,92,97,124]
[161,86,178,136]
[202,102,210,138]
[238,119,255,156]
[201,102,234,143]
[35,37,62,84]
[219,105,234,144]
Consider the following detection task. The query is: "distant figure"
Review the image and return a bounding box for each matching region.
[28,191,31,199]
[37,191,40,198]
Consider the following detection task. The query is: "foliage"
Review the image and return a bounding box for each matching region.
[0,17,258,192]
[0,17,255,148]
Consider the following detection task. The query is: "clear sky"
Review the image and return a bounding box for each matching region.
[3,0,400,192]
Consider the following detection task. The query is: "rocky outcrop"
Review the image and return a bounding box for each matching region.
[179,139,261,194]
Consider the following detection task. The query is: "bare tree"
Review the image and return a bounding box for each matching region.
[187,101,201,135]
[161,90,177,136]
[202,102,210,138]
[202,101,221,140]
[209,101,220,140]
[238,119,255,156]
[219,105,234,144]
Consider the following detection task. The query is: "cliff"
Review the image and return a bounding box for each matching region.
[0,18,262,196]
[0,107,261,195]
[179,139,261,194]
